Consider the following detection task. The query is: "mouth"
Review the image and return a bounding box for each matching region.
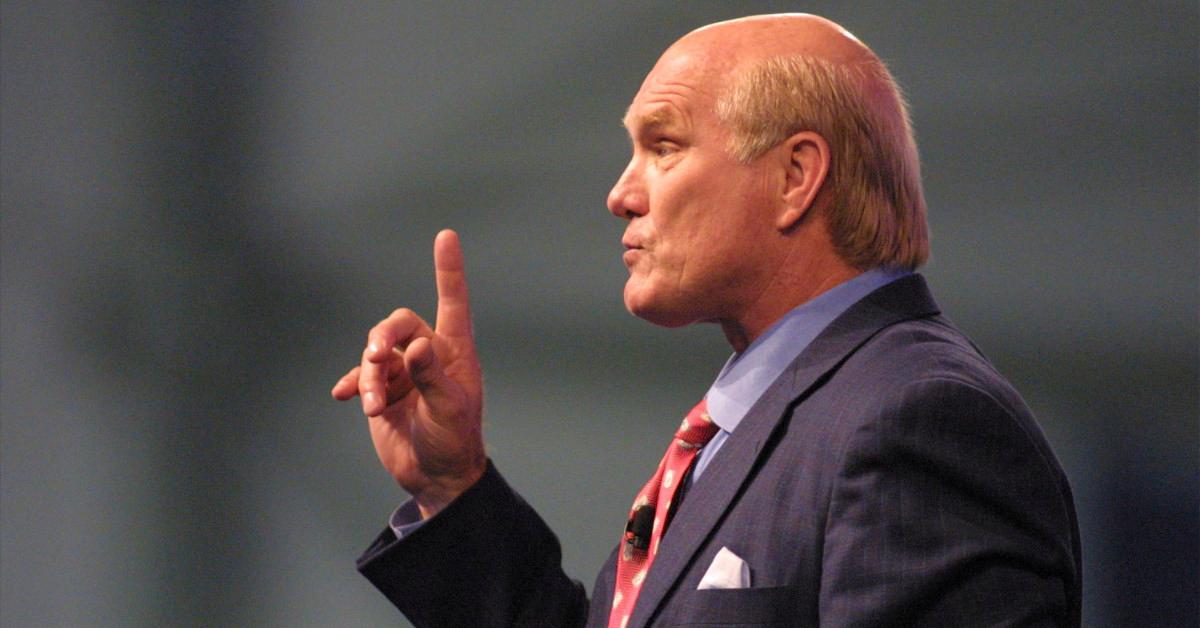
[622,240,643,266]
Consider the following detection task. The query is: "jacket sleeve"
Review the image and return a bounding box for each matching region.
[818,377,1082,627]
[357,460,589,628]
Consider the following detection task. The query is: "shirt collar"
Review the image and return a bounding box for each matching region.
[704,268,910,433]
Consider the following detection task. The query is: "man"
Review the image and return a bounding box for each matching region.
[332,14,1082,627]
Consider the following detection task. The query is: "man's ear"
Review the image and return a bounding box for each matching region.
[777,131,830,231]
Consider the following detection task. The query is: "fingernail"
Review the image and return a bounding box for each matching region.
[364,391,379,413]
[368,341,379,355]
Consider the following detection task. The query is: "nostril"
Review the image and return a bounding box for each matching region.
[607,190,632,219]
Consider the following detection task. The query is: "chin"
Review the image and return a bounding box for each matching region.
[623,284,695,329]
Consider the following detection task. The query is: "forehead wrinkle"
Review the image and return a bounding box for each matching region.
[644,80,715,111]
[623,80,709,134]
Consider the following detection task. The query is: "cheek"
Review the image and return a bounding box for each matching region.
[646,161,756,271]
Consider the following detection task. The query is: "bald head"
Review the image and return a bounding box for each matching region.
[675,13,875,70]
[638,13,930,270]
[629,15,875,115]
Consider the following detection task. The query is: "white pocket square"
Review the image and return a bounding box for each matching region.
[697,546,751,590]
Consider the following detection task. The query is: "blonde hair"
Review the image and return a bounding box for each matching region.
[716,55,929,270]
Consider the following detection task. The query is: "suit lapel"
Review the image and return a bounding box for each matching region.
[626,274,940,627]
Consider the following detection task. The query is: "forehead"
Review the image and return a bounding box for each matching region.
[622,50,727,132]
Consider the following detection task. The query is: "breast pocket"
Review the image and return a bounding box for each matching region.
[666,585,803,626]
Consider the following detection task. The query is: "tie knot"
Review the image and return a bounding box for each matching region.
[674,399,719,448]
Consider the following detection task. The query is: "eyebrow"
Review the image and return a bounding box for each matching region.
[623,107,684,135]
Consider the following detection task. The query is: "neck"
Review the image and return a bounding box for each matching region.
[718,252,862,354]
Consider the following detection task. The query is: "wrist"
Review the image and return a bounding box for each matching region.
[414,460,487,519]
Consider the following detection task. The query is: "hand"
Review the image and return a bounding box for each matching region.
[331,229,485,518]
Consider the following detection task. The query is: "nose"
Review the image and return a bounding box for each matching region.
[607,159,647,220]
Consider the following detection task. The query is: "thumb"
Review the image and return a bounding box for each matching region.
[404,337,459,416]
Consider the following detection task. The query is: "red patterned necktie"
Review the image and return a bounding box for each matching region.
[609,399,719,628]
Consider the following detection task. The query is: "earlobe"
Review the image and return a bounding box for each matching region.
[776,131,830,231]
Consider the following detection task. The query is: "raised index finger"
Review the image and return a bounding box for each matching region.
[434,229,473,338]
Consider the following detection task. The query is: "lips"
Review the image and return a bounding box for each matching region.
[622,238,644,266]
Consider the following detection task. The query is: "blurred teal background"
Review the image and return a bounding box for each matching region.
[2,2,1195,626]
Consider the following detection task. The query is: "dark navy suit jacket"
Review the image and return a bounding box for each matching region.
[357,275,1083,627]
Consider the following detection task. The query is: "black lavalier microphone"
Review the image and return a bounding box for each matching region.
[624,505,655,550]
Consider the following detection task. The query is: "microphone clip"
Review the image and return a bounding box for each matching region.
[624,504,655,550]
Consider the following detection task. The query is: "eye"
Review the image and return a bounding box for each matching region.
[652,139,680,158]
